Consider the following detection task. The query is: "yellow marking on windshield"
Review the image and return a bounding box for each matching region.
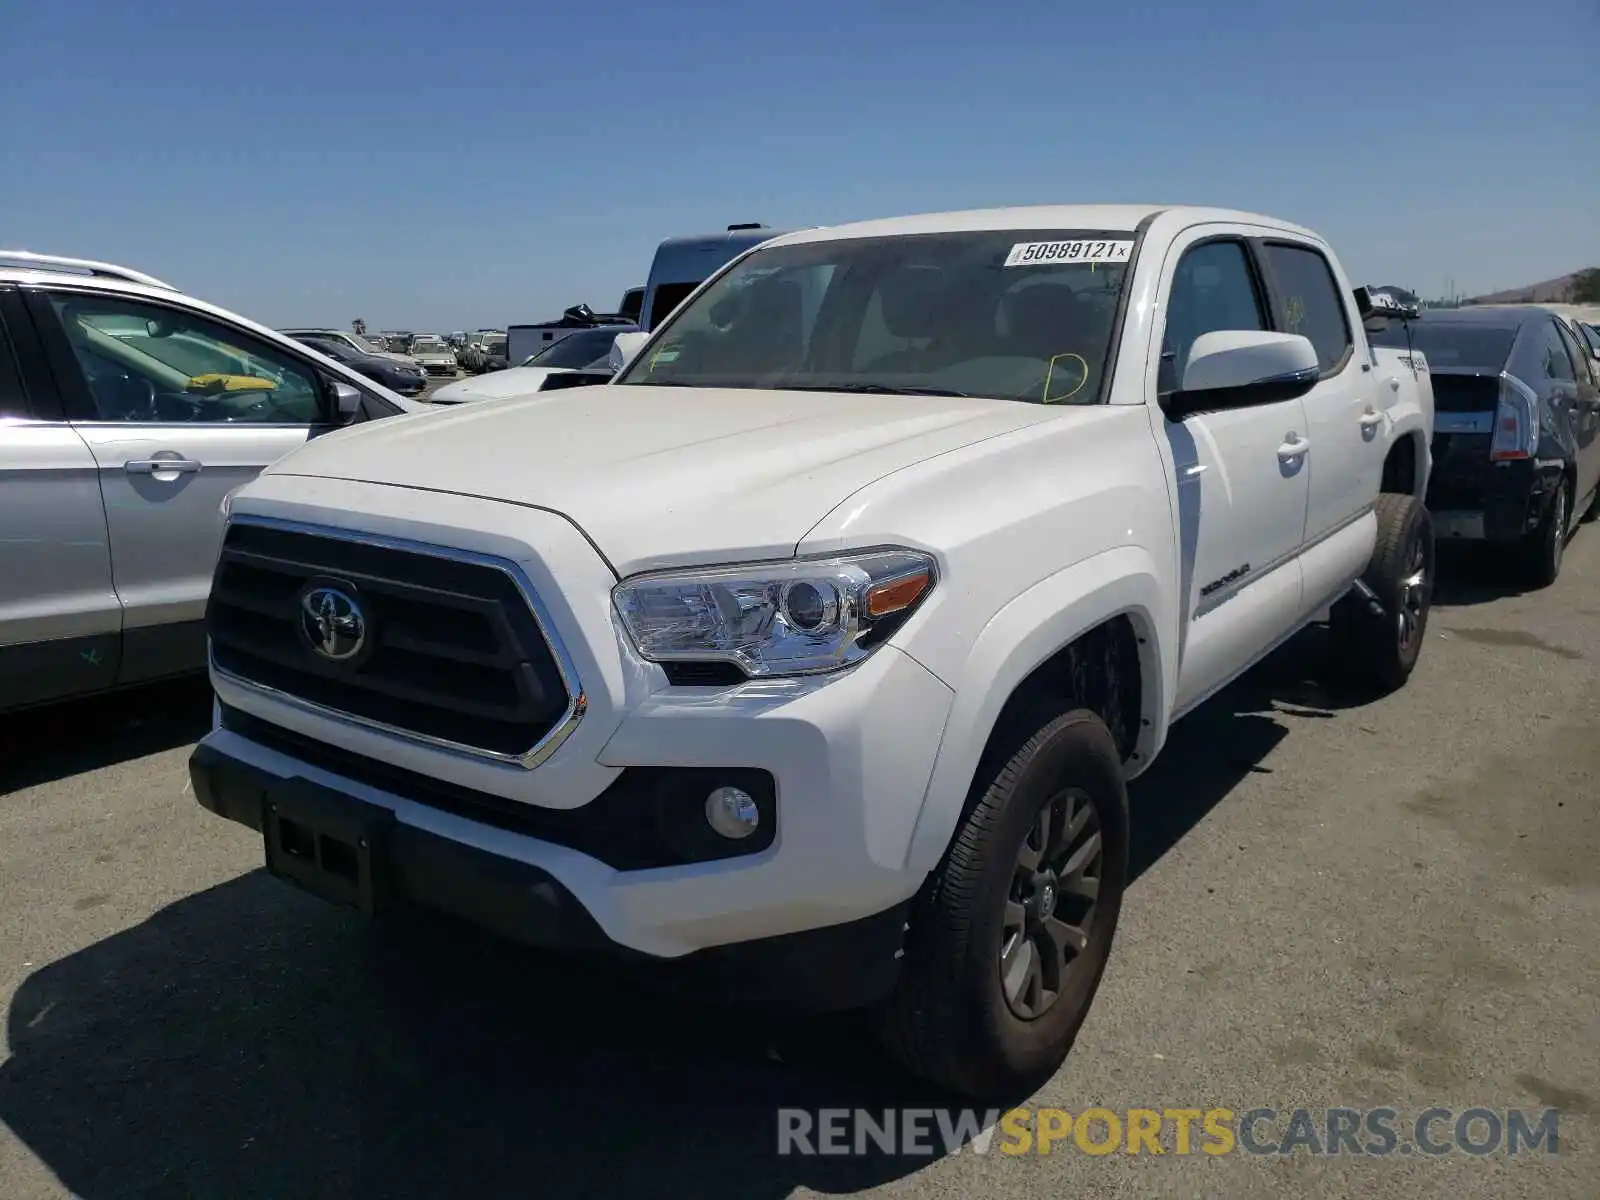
[1042,352,1089,404]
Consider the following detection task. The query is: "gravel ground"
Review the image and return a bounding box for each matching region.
[0,531,1595,1199]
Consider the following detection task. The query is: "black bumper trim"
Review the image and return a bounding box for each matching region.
[217,703,776,871]
[189,741,911,1013]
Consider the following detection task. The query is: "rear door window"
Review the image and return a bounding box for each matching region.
[1260,243,1353,374]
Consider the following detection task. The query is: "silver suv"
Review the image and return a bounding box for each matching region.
[0,251,422,712]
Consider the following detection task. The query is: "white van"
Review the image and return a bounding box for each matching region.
[639,223,787,331]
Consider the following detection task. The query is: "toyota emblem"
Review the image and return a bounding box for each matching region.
[298,584,367,662]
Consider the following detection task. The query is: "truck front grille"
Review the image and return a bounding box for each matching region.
[207,521,575,762]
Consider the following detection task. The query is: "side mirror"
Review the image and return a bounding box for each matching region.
[331,380,362,424]
[1165,331,1320,421]
[1355,285,1421,322]
[610,330,650,372]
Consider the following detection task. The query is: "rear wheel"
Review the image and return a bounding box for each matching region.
[1522,480,1568,589]
[1331,493,1433,694]
[872,707,1129,1101]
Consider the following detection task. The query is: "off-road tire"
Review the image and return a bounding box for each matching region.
[1330,492,1433,694]
[872,707,1129,1102]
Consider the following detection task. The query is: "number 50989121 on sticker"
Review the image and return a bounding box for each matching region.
[1004,239,1134,267]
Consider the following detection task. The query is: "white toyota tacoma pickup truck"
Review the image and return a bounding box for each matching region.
[190,205,1435,1100]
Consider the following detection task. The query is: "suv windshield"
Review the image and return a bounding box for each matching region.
[1367,319,1517,371]
[412,338,448,352]
[525,328,627,370]
[615,230,1136,404]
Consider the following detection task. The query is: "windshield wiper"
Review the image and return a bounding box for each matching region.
[782,382,973,398]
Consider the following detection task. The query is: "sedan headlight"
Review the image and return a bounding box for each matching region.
[613,550,936,678]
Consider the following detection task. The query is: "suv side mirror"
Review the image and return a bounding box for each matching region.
[610,330,650,372]
[331,380,362,424]
[1165,331,1320,421]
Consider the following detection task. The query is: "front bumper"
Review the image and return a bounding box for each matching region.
[189,740,912,1011]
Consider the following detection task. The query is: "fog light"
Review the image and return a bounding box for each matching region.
[705,786,760,840]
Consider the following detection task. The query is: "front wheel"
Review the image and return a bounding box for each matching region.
[872,708,1129,1101]
[1330,492,1433,694]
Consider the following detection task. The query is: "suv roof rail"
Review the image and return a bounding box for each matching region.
[727,222,767,232]
[0,249,177,291]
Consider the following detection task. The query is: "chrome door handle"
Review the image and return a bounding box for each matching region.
[125,458,202,475]
[1359,408,1385,429]
[1277,434,1310,460]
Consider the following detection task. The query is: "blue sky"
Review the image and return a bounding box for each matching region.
[2,0,1595,331]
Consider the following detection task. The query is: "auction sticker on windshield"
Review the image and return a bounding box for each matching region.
[1005,240,1133,267]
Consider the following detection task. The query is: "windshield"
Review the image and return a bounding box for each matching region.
[1368,319,1516,372]
[482,334,506,353]
[616,229,1136,404]
[412,338,448,352]
[525,328,626,370]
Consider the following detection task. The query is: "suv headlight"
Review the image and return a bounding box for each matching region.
[613,549,936,678]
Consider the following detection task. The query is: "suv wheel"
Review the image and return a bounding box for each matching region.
[1524,480,1568,588]
[873,707,1128,1101]
[1330,492,1433,694]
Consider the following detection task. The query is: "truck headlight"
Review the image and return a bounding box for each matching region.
[613,550,936,678]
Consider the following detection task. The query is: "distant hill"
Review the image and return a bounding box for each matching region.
[1468,272,1581,304]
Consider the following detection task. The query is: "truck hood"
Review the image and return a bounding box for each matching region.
[266,383,1057,575]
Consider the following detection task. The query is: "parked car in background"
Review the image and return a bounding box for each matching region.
[281,327,420,370]
[190,205,1435,1101]
[409,335,458,377]
[290,334,429,396]
[458,330,508,374]
[1580,321,1600,375]
[1481,304,1600,386]
[1369,304,1600,585]
[507,303,636,366]
[0,250,423,713]
[428,323,632,404]
[618,286,644,324]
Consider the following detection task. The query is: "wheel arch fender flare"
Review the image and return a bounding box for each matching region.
[1386,423,1432,498]
[901,545,1174,875]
